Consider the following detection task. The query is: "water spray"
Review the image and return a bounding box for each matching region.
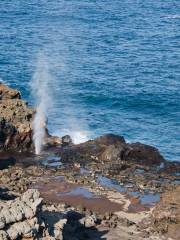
[31,52,51,155]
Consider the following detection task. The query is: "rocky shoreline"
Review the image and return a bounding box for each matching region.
[0,83,180,239]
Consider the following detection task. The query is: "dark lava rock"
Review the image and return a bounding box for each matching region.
[125,142,165,165]
[59,134,126,164]
[62,135,72,146]
[59,134,165,167]
[100,144,126,162]
[94,134,125,145]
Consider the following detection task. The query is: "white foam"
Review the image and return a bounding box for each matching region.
[53,128,90,144]
[71,131,90,144]
[164,15,180,19]
[0,78,7,84]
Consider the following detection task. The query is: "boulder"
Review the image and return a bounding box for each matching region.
[44,135,62,148]
[125,142,164,165]
[94,134,125,145]
[62,135,72,146]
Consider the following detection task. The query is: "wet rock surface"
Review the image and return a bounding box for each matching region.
[58,134,165,168]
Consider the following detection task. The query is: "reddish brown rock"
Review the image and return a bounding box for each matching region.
[0,99,34,151]
[0,83,21,100]
[152,185,180,239]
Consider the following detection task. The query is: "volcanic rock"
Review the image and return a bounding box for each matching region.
[152,185,180,239]
[59,134,164,167]
[0,84,63,152]
[94,134,125,145]
[125,142,164,165]
[0,189,42,239]
[0,99,34,151]
[62,135,72,146]
[0,189,68,240]
[0,83,21,100]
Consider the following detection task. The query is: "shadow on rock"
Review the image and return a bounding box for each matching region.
[0,187,17,200]
[63,210,108,240]
[0,157,15,170]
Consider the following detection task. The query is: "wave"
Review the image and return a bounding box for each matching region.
[163,15,180,19]
[52,129,91,144]
[0,78,8,85]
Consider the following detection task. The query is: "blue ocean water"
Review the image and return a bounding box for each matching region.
[0,1,179,160]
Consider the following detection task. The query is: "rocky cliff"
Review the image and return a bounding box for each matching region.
[0,83,61,152]
[0,83,34,151]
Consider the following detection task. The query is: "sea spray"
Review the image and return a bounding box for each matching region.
[52,127,91,144]
[31,52,51,154]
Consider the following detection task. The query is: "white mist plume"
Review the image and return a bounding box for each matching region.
[31,52,51,155]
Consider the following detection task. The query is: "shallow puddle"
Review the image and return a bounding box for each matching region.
[96,175,160,206]
[33,177,122,214]
[96,176,126,192]
[140,193,160,205]
[129,191,160,205]
[58,187,95,199]
[42,155,62,167]
[172,179,180,185]
[134,168,145,174]
[174,172,180,177]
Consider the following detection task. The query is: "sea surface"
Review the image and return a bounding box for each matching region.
[0,0,179,160]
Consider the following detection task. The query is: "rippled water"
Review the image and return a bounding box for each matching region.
[0,1,179,160]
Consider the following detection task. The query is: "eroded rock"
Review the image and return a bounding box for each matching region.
[0,189,42,227]
[0,83,21,100]
[0,84,63,152]
[0,99,34,151]
[0,189,68,240]
[152,185,180,239]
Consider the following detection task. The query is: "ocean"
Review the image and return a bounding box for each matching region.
[0,0,179,160]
